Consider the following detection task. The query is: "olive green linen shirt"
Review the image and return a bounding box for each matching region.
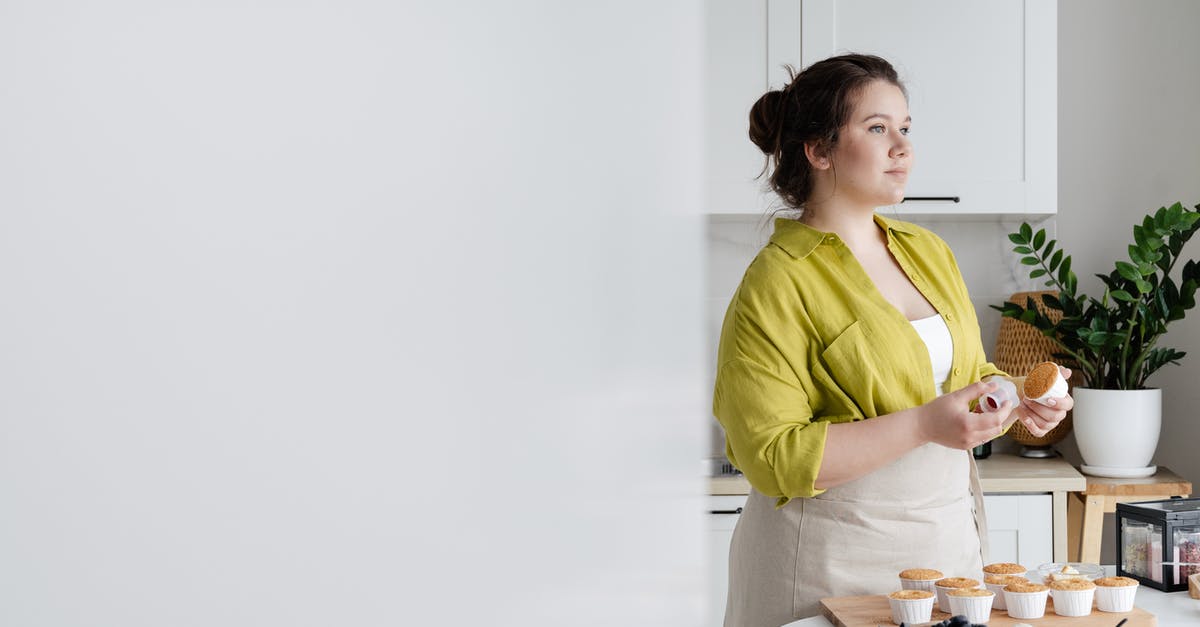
[712,214,1004,505]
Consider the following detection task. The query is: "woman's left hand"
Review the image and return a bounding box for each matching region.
[1010,365,1074,436]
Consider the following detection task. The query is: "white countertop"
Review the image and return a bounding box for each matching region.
[783,567,1199,626]
[710,453,1086,496]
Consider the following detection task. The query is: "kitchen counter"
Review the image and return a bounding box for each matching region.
[782,566,1200,626]
[710,453,1087,561]
[709,453,1085,495]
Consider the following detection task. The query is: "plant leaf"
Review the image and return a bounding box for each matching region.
[1033,229,1046,250]
[1031,269,1047,278]
[1050,249,1064,271]
[1136,279,1153,294]
[1155,206,1169,230]
[1013,245,1033,254]
[1059,257,1073,286]
[1021,256,1040,266]
[1111,290,1135,302]
[1116,261,1141,282]
[1020,222,1032,243]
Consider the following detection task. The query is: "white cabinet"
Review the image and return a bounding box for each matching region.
[703,1,772,215]
[703,1,805,215]
[705,0,1057,216]
[707,495,744,627]
[984,493,1054,567]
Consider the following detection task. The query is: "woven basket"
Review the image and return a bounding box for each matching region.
[994,290,1074,448]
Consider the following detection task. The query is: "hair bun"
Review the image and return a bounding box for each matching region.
[748,90,786,154]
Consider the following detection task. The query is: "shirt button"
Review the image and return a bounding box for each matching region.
[944,313,954,321]
[953,367,962,376]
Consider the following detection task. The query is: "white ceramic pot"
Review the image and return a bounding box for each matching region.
[1072,387,1161,477]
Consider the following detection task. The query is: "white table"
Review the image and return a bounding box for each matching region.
[783,567,1200,626]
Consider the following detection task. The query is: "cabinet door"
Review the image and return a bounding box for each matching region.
[704,0,773,215]
[984,493,1053,567]
[707,496,744,627]
[801,0,1056,216]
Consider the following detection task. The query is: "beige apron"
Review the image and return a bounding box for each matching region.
[723,444,990,626]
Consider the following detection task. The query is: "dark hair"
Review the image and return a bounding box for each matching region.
[748,54,905,210]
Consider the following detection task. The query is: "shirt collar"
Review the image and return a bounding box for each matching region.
[769,213,919,259]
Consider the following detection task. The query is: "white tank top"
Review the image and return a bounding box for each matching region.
[910,313,954,396]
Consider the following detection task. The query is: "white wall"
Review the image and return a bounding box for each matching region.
[707,0,1200,564]
[1056,0,1200,562]
[0,3,707,626]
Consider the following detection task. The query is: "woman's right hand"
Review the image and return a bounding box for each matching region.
[916,380,1015,450]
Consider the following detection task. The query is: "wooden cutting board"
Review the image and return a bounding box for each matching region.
[820,594,1155,626]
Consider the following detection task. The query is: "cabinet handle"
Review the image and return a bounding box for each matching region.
[709,507,743,515]
[902,196,960,203]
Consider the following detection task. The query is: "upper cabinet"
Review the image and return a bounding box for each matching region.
[705,0,1057,216]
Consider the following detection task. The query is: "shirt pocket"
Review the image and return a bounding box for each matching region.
[819,320,893,417]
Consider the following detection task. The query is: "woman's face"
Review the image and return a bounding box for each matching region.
[826,80,913,208]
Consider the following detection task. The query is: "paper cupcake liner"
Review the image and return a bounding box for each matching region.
[984,581,1009,610]
[1051,587,1095,617]
[1095,584,1138,613]
[933,587,952,613]
[947,593,994,624]
[1004,589,1048,620]
[888,595,935,626]
[899,578,938,593]
[1028,368,1068,405]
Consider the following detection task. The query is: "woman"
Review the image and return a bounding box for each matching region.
[712,54,1072,625]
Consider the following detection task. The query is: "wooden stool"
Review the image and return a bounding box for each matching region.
[1067,467,1192,563]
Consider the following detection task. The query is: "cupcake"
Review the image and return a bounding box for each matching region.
[933,577,980,613]
[1024,361,1068,405]
[982,562,1027,577]
[983,574,1028,610]
[1003,581,1049,620]
[1094,576,1139,613]
[947,588,995,623]
[887,589,935,625]
[898,568,943,593]
[1050,578,1096,617]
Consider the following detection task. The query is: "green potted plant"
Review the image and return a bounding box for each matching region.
[994,202,1200,477]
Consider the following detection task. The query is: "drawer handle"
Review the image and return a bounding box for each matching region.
[902,196,960,203]
[709,508,743,515]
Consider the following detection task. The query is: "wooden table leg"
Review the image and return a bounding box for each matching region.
[1067,491,1083,562]
[1080,494,1108,564]
[1053,491,1068,562]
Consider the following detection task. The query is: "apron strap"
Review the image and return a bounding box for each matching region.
[968,451,990,564]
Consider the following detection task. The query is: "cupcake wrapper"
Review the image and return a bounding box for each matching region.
[984,582,1009,610]
[899,578,937,593]
[1051,587,1095,617]
[1095,584,1138,613]
[933,587,951,613]
[1004,590,1048,620]
[888,595,935,626]
[947,593,994,624]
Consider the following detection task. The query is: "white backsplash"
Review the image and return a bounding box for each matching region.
[705,212,1058,457]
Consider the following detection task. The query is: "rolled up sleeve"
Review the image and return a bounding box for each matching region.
[714,357,832,502]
